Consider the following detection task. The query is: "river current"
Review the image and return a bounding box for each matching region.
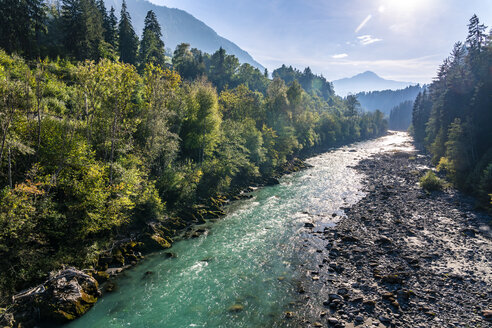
[64,132,412,328]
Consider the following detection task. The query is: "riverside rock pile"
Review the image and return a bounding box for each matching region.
[298,151,492,328]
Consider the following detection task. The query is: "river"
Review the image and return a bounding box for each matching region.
[64,132,412,328]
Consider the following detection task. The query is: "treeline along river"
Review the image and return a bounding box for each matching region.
[59,133,413,328]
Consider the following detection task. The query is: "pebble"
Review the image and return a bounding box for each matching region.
[298,150,492,328]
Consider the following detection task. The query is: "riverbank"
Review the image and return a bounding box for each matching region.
[0,156,315,327]
[298,150,492,327]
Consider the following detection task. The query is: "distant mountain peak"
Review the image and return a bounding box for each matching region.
[358,71,378,77]
[105,0,264,70]
[332,71,416,97]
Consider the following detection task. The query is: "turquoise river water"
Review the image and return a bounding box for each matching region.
[63,132,412,328]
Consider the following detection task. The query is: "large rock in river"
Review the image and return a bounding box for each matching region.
[5,268,100,326]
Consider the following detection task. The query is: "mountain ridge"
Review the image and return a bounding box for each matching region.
[332,70,416,97]
[105,0,265,70]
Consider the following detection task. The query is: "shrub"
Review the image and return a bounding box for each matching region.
[420,170,443,191]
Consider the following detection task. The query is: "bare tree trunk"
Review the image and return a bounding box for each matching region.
[109,102,118,185]
[8,146,12,189]
[0,108,14,166]
[36,89,42,155]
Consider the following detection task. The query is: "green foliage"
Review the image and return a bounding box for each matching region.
[0,36,389,300]
[412,16,492,207]
[355,85,423,117]
[118,0,139,65]
[478,164,492,208]
[420,171,444,191]
[61,0,106,60]
[272,64,334,100]
[179,79,221,162]
[389,100,413,131]
[139,11,166,69]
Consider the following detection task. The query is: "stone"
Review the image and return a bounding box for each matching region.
[140,233,172,252]
[337,288,348,295]
[327,317,339,325]
[340,235,359,242]
[228,304,244,312]
[376,236,393,245]
[105,281,117,293]
[329,294,343,301]
[304,222,315,228]
[285,311,294,319]
[265,177,280,186]
[92,271,109,283]
[164,252,177,258]
[10,268,100,324]
[382,275,403,284]
[482,310,492,320]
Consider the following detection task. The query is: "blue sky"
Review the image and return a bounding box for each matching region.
[151,0,492,84]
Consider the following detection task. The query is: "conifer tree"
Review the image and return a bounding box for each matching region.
[139,10,166,68]
[118,0,139,65]
[61,0,104,60]
[96,0,111,44]
[107,7,118,48]
[0,0,46,57]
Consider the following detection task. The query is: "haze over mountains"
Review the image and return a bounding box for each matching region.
[355,85,423,117]
[333,71,417,97]
[105,0,264,70]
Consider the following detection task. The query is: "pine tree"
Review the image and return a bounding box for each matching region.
[466,14,487,77]
[107,7,118,48]
[139,10,165,68]
[96,0,111,43]
[0,0,46,57]
[118,0,139,65]
[80,0,104,60]
[61,0,83,57]
[466,14,487,52]
[61,0,104,60]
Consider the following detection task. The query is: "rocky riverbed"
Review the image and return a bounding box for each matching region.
[298,151,492,327]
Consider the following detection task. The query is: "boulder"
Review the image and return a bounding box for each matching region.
[139,233,172,252]
[265,177,280,186]
[8,268,100,325]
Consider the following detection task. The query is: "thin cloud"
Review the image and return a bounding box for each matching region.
[357,35,383,45]
[355,14,372,33]
[332,53,348,59]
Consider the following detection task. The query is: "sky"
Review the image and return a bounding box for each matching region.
[150,0,492,84]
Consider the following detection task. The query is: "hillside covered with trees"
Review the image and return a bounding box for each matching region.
[355,85,423,116]
[389,100,414,131]
[0,0,388,305]
[412,15,492,208]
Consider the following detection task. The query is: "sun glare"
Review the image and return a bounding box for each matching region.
[382,0,427,13]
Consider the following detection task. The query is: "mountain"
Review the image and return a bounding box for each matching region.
[105,0,264,70]
[355,85,424,117]
[332,71,416,97]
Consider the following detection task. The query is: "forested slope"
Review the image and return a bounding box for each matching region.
[412,15,492,208]
[0,0,388,305]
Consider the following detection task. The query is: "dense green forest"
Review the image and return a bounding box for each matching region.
[389,100,414,131]
[0,0,387,303]
[412,15,492,208]
[355,85,423,116]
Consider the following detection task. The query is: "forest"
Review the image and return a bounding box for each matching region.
[412,14,492,208]
[389,100,414,131]
[0,0,387,303]
[355,85,423,116]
